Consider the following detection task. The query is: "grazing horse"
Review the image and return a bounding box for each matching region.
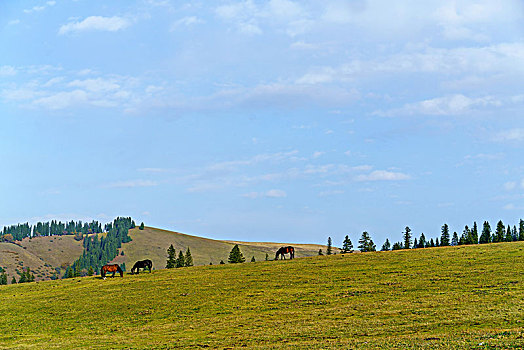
[275,246,295,260]
[101,264,123,279]
[131,259,153,274]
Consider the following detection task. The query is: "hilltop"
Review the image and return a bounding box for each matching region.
[0,241,522,349]
[0,226,326,281]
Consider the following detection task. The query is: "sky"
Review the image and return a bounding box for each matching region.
[1,1,524,246]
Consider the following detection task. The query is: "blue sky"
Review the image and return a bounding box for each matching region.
[1,0,524,246]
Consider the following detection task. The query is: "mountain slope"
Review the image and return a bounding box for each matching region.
[110,226,326,269]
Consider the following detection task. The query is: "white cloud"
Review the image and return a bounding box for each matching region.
[23,1,55,13]
[0,66,17,76]
[378,94,502,117]
[318,190,344,197]
[355,170,411,181]
[8,19,20,25]
[104,180,158,188]
[68,78,120,93]
[493,129,524,142]
[312,151,324,159]
[504,182,516,191]
[59,16,131,35]
[243,189,287,198]
[33,90,89,110]
[170,16,204,30]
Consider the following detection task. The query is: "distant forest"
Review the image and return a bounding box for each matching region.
[0,220,104,242]
[334,219,524,253]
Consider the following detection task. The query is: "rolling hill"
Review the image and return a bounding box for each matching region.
[110,226,327,270]
[0,241,522,349]
[0,226,327,281]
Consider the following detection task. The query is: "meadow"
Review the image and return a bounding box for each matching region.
[0,241,523,349]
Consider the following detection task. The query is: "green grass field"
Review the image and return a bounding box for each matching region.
[1,242,523,349]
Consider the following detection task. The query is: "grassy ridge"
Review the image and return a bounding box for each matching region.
[1,242,523,349]
[111,227,326,269]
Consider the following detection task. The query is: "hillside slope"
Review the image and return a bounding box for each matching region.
[0,235,83,281]
[1,242,523,349]
[110,226,326,270]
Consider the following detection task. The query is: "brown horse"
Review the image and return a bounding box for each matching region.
[275,246,295,260]
[101,264,123,279]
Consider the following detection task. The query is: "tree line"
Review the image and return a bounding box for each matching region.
[0,220,104,242]
[327,218,524,254]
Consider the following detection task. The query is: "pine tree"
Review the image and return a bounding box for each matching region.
[392,242,402,250]
[185,247,193,267]
[318,249,323,256]
[440,223,450,246]
[341,235,353,253]
[166,244,176,268]
[228,244,245,263]
[11,276,16,284]
[479,221,491,244]
[519,219,524,241]
[87,266,94,276]
[435,237,440,247]
[418,233,426,248]
[139,222,145,230]
[471,222,479,244]
[451,232,459,246]
[326,237,333,255]
[403,226,412,249]
[251,256,256,262]
[265,253,269,261]
[413,238,418,249]
[505,225,513,242]
[494,220,505,242]
[358,231,376,252]
[219,260,225,264]
[176,251,185,268]
[381,238,391,251]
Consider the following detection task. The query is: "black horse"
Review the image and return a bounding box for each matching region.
[131,259,153,274]
[275,246,295,260]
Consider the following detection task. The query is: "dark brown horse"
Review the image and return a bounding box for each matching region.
[275,246,295,260]
[131,259,153,274]
[101,264,123,279]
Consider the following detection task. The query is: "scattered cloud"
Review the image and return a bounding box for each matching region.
[24,1,55,14]
[493,128,524,142]
[243,189,287,198]
[170,16,204,30]
[0,66,17,76]
[59,16,131,35]
[355,170,411,181]
[104,180,158,188]
[504,182,517,191]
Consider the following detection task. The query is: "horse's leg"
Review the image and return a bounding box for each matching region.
[112,271,116,278]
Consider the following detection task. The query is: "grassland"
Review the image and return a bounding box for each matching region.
[1,242,523,349]
[110,227,326,269]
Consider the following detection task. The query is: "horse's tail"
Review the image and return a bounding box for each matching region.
[275,250,280,260]
[117,265,124,277]
[148,260,153,272]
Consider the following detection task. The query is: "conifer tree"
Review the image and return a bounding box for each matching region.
[440,223,450,246]
[435,237,440,247]
[403,226,412,249]
[0,271,7,285]
[494,220,505,242]
[519,219,524,241]
[429,238,435,247]
[176,251,185,268]
[219,260,225,264]
[418,233,426,248]
[228,244,245,263]
[381,238,391,251]
[341,235,353,253]
[265,253,269,261]
[87,266,94,276]
[327,237,333,255]
[11,276,16,284]
[505,225,513,242]
[392,242,402,250]
[451,232,459,246]
[479,221,492,244]
[251,256,256,262]
[413,238,418,249]
[139,222,145,230]
[471,222,478,244]
[318,249,323,255]
[358,231,376,252]
[185,247,193,267]
[512,225,518,241]
[166,244,176,268]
